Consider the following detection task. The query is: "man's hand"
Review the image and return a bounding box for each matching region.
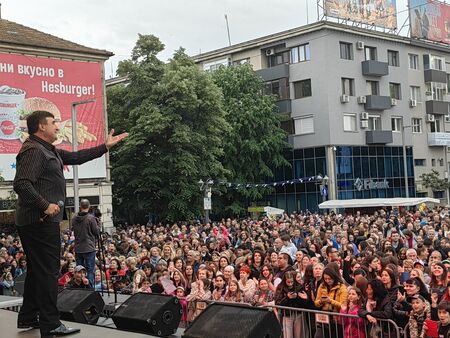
[105,129,129,150]
[44,203,60,217]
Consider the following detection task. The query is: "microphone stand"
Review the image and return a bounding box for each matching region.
[96,234,109,297]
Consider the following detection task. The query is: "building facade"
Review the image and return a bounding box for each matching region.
[0,19,115,229]
[193,21,450,213]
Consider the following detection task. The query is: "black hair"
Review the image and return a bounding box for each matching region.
[27,110,54,135]
[368,279,388,303]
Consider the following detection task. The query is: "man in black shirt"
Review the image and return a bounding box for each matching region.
[14,110,127,336]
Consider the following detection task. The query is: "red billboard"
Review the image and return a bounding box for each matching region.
[410,0,450,43]
[0,53,106,180]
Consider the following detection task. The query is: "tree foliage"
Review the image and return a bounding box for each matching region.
[108,35,228,222]
[211,64,290,216]
[420,169,450,191]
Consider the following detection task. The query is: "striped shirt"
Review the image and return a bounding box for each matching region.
[13,134,107,226]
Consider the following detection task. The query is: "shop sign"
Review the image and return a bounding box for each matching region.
[354,178,389,191]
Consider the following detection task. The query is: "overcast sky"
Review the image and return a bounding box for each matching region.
[2,0,409,78]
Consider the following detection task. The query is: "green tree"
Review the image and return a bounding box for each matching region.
[420,169,450,191]
[211,64,290,215]
[108,35,228,222]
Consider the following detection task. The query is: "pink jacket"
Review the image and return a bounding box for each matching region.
[340,305,366,338]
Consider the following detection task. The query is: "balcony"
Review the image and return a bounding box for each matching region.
[275,99,291,114]
[366,130,393,145]
[364,95,392,110]
[426,100,449,115]
[424,69,447,83]
[427,132,450,146]
[256,64,289,82]
[361,60,389,77]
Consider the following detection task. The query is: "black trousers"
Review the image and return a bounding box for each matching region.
[17,222,61,333]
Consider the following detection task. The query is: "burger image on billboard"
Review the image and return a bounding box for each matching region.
[0,85,26,140]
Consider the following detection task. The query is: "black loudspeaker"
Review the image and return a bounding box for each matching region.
[57,289,105,324]
[183,303,282,338]
[111,293,182,337]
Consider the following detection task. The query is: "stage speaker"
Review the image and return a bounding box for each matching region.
[183,303,281,338]
[57,289,105,324]
[111,293,182,337]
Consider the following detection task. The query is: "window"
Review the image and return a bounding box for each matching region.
[391,117,402,132]
[293,79,312,99]
[432,159,436,167]
[447,74,450,93]
[426,82,446,101]
[414,159,426,166]
[433,190,444,199]
[364,46,377,61]
[368,115,381,130]
[389,83,401,99]
[232,58,249,66]
[366,80,379,95]
[268,51,290,67]
[265,79,289,100]
[340,42,353,60]
[341,78,355,96]
[412,118,422,133]
[410,86,421,102]
[294,116,314,134]
[291,44,310,63]
[388,50,399,67]
[430,119,441,133]
[409,54,419,69]
[343,114,357,132]
[440,158,445,166]
[424,54,446,71]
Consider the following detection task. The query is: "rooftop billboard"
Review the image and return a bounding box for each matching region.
[409,0,450,43]
[324,0,398,29]
[0,53,106,181]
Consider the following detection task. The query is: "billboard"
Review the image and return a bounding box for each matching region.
[409,0,450,43]
[0,53,106,181]
[324,0,398,29]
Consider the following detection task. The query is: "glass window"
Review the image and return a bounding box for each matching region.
[426,82,446,101]
[232,58,250,66]
[340,42,353,60]
[388,50,399,67]
[412,118,422,133]
[343,114,357,132]
[366,80,379,95]
[430,119,441,133]
[269,51,290,67]
[409,54,419,69]
[447,74,450,93]
[364,46,377,61]
[293,79,312,99]
[368,115,381,131]
[294,160,304,178]
[294,116,314,135]
[341,78,355,96]
[291,44,310,63]
[389,83,401,99]
[410,86,421,102]
[424,54,446,71]
[432,159,436,167]
[391,117,402,132]
[433,191,444,199]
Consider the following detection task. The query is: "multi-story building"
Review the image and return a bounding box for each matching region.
[193,21,450,212]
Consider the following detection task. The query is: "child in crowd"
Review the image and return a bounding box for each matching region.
[137,278,152,293]
[340,287,365,338]
[408,294,430,338]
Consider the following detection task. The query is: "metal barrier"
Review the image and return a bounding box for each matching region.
[204,300,403,338]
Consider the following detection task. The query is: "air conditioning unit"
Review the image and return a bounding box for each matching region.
[427,114,435,122]
[357,96,366,104]
[340,94,350,103]
[410,99,417,107]
[265,48,275,56]
[361,120,369,128]
[356,41,364,50]
[360,112,369,120]
[391,98,398,106]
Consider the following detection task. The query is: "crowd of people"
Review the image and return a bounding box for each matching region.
[2,206,450,337]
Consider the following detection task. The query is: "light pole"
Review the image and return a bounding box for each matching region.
[71,99,95,213]
[198,179,213,223]
[402,125,412,198]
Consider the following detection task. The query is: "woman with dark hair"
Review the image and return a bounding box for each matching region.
[275,271,302,338]
[250,250,265,279]
[430,262,448,300]
[364,256,381,281]
[393,277,427,329]
[358,279,393,334]
[314,267,348,338]
[380,267,399,302]
[260,264,276,292]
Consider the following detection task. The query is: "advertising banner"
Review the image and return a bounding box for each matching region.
[0,53,106,180]
[324,0,398,29]
[409,0,450,43]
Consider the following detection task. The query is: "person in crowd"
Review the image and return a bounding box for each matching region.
[93,270,107,292]
[275,270,302,338]
[67,266,90,289]
[211,274,227,301]
[186,278,211,322]
[224,279,244,303]
[407,294,430,338]
[252,278,275,306]
[137,278,152,293]
[238,265,256,303]
[381,267,399,302]
[340,287,366,338]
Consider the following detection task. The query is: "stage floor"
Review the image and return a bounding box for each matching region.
[0,310,184,338]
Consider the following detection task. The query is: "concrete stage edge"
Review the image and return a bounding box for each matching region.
[0,310,184,338]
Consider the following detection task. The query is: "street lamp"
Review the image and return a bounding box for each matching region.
[317,174,329,202]
[71,99,95,213]
[198,179,213,223]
